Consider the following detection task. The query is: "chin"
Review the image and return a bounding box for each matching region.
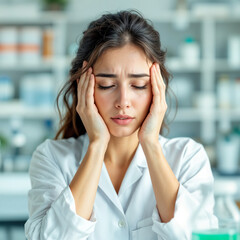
[109,127,139,138]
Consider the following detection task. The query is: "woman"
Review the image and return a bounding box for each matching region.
[25,10,218,240]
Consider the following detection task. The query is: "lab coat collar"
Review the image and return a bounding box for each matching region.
[78,133,148,169]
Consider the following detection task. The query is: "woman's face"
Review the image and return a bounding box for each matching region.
[93,43,153,138]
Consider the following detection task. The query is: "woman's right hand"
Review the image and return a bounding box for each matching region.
[76,61,110,146]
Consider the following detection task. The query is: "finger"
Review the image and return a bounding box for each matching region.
[81,67,92,106]
[86,73,95,107]
[78,63,89,107]
[77,61,88,88]
[154,64,166,103]
[155,64,166,93]
[151,64,160,100]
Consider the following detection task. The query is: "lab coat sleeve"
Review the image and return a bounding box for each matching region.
[24,140,97,240]
[151,140,218,240]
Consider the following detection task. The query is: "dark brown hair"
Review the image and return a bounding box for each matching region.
[55,10,173,139]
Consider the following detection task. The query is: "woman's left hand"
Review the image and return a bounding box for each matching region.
[138,63,167,144]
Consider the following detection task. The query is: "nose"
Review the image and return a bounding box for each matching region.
[115,86,130,109]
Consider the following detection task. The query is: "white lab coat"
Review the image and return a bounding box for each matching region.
[25,134,218,240]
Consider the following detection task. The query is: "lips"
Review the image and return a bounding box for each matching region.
[112,115,134,120]
[111,115,134,125]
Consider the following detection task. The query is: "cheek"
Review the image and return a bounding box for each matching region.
[134,91,152,111]
[94,91,111,113]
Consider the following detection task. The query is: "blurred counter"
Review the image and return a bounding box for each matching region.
[0,173,30,221]
[213,170,240,198]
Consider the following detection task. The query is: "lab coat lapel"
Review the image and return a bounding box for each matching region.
[97,144,147,214]
[98,163,124,214]
[118,143,147,197]
[86,132,148,214]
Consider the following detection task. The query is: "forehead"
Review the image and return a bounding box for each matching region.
[94,44,152,70]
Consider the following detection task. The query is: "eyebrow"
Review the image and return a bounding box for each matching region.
[95,73,150,78]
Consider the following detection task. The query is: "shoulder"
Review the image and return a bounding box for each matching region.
[159,135,203,154]
[37,134,84,150]
[30,134,89,170]
[159,135,209,177]
[36,133,87,154]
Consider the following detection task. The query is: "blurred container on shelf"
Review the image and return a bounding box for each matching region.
[217,75,240,109]
[0,26,55,66]
[2,117,28,172]
[170,77,194,107]
[213,175,240,238]
[228,36,240,67]
[191,184,239,239]
[193,92,216,110]
[214,196,240,229]
[192,178,240,239]
[179,37,200,67]
[217,75,232,109]
[234,78,240,108]
[217,120,240,175]
[0,75,14,101]
[19,27,42,65]
[9,117,30,172]
[20,74,55,108]
[0,27,18,66]
[0,133,9,172]
[42,27,54,59]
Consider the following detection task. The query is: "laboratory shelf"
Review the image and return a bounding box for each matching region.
[0,11,65,25]
[170,108,240,122]
[215,59,240,72]
[0,101,57,119]
[166,58,203,72]
[0,57,68,72]
[0,60,54,72]
[0,8,239,155]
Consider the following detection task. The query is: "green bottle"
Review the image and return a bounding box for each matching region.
[192,229,239,240]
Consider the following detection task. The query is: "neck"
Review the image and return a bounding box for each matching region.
[104,131,139,168]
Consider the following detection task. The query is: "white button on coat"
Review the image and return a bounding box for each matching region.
[118,219,126,228]
[25,134,218,240]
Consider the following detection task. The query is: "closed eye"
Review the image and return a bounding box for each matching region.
[97,85,115,90]
[133,85,147,90]
[97,84,148,90]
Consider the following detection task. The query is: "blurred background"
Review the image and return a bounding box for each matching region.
[0,0,240,239]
